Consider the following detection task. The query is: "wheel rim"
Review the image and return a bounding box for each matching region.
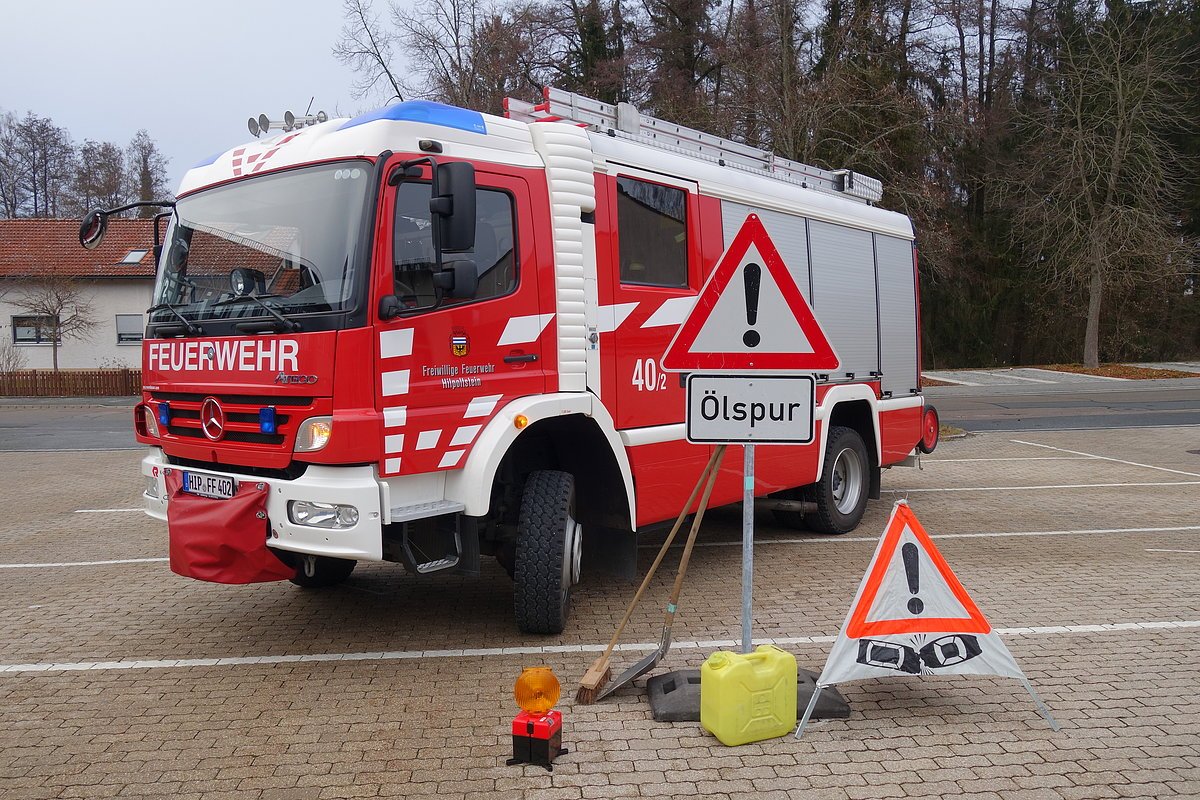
[563,513,583,587]
[830,447,864,514]
[923,409,939,448]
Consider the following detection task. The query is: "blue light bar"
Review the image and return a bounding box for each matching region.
[338,100,486,135]
[259,406,277,435]
[157,402,171,427]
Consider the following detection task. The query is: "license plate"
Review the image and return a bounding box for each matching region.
[182,471,236,500]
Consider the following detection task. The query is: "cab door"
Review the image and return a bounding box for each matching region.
[599,168,703,430]
[373,160,545,478]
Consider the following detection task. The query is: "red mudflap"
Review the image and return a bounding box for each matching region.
[165,470,296,584]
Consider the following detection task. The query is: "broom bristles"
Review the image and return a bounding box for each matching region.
[574,660,612,704]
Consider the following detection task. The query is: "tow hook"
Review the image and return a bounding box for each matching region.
[303,555,318,578]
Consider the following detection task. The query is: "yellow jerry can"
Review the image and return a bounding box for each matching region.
[700,645,798,746]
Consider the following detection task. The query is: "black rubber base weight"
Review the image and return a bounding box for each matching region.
[645,668,850,723]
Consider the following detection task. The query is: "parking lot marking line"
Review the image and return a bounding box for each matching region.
[73,508,143,514]
[1010,439,1200,478]
[666,525,1200,548]
[1145,549,1200,554]
[923,457,1097,463]
[979,423,1200,433]
[3,620,1198,674]
[891,481,1200,492]
[0,558,168,569]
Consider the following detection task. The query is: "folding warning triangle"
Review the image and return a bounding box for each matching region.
[845,501,990,638]
[661,214,840,372]
[797,500,1059,738]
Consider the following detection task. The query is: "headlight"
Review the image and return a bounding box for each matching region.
[294,416,333,452]
[289,500,359,529]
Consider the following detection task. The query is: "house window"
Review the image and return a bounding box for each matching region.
[116,314,144,344]
[12,315,59,344]
[617,176,689,288]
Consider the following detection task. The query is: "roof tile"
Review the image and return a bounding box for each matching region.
[0,218,158,279]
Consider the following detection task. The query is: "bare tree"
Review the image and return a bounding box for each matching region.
[1003,13,1193,367]
[70,140,128,215]
[334,0,407,102]
[12,278,98,373]
[126,130,171,216]
[0,339,27,374]
[0,112,76,218]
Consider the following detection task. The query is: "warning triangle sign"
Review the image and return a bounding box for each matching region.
[661,214,840,372]
[797,500,1058,738]
[845,501,990,638]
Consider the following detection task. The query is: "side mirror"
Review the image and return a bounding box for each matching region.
[379,294,403,320]
[433,260,479,299]
[430,162,476,253]
[79,209,108,249]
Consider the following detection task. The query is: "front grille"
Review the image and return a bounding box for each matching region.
[149,391,313,451]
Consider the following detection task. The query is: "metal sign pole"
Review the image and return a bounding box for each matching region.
[741,443,755,654]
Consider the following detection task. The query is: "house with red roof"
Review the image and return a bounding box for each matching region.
[0,218,158,369]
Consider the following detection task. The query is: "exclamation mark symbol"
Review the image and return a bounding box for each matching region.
[743,263,761,348]
[902,543,923,614]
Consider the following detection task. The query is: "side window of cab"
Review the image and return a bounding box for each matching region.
[392,182,518,308]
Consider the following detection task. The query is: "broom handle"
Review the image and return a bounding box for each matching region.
[594,446,725,660]
[663,444,727,622]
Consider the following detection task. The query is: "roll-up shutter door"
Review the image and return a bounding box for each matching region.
[874,235,918,395]
[808,220,878,378]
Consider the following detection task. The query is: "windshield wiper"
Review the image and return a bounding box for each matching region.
[213,294,302,332]
[146,303,203,336]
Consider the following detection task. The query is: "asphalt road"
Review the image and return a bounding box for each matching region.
[925,377,1200,432]
[1,377,1198,451]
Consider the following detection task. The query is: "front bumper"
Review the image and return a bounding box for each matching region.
[140,448,386,561]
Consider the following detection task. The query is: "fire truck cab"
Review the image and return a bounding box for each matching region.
[85,89,936,635]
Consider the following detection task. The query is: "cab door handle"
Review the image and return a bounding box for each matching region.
[504,353,539,364]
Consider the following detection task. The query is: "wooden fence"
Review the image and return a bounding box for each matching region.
[0,369,142,397]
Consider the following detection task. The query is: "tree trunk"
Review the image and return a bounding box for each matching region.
[1083,265,1103,368]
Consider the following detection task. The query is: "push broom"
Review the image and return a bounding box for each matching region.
[575,445,727,703]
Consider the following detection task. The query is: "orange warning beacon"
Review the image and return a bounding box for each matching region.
[507,667,568,771]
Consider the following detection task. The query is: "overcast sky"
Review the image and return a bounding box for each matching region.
[3,1,388,193]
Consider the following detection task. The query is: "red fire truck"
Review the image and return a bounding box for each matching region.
[80,88,938,634]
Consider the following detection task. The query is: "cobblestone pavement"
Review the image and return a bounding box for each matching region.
[1,427,1198,799]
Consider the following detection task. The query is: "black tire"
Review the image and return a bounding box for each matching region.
[806,426,871,535]
[289,556,356,588]
[513,470,581,635]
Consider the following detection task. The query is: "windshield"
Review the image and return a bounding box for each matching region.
[151,162,371,326]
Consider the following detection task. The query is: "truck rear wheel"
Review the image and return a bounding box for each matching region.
[513,470,581,635]
[289,555,356,588]
[807,426,870,535]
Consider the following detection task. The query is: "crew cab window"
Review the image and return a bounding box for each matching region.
[617,176,688,287]
[393,182,517,307]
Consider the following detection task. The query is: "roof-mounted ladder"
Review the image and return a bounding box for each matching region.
[503,87,884,204]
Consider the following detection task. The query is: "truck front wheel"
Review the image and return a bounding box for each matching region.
[807,426,871,535]
[513,470,581,634]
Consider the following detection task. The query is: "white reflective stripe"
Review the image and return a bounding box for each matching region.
[384,457,402,473]
[450,425,482,447]
[383,406,407,428]
[497,313,555,346]
[464,394,503,419]
[381,370,410,396]
[641,296,696,328]
[378,328,414,359]
[415,430,441,450]
[597,302,639,333]
[384,434,405,454]
[438,450,465,469]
